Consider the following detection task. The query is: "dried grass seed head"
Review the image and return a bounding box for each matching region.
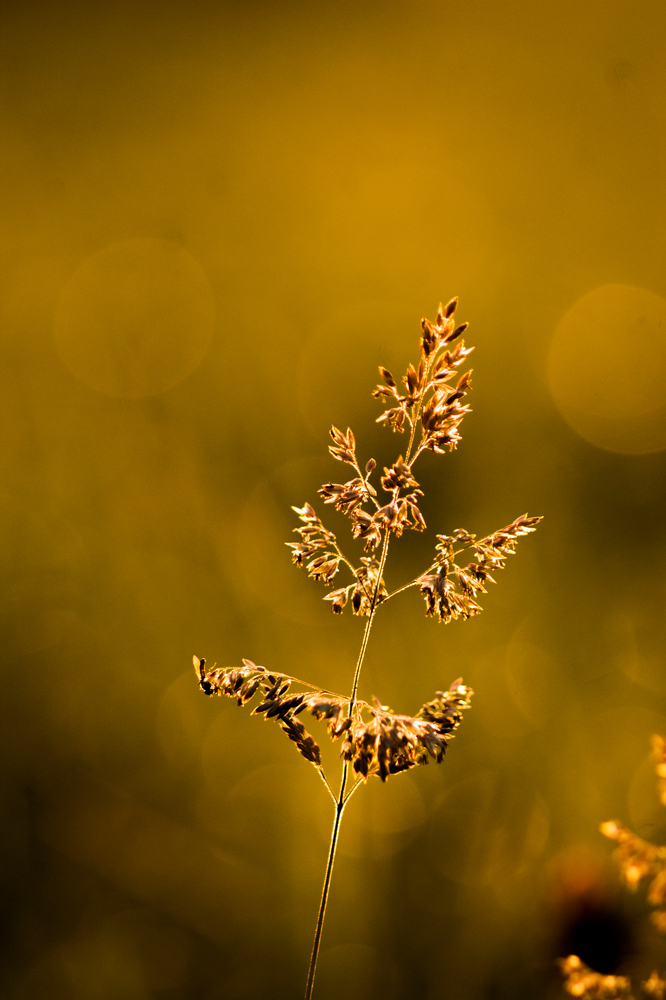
[598,735,666,938]
[560,955,634,999]
[373,305,474,451]
[341,680,474,782]
[418,514,542,624]
[195,656,472,785]
[643,972,666,999]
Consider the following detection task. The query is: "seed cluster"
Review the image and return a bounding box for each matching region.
[599,736,666,935]
[194,656,472,783]
[600,819,666,933]
[372,300,472,452]
[560,956,634,999]
[194,656,323,765]
[418,514,542,623]
[286,302,540,624]
[560,738,666,999]
[341,681,473,782]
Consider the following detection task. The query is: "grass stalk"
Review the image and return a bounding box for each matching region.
[305,528,390,999]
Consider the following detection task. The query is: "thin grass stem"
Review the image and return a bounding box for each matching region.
[404,413,418,464]
[333,545,372,603]
[385,579,420,601]
[316,768,338,804]
[304,772,348,1000]
[349,528,391,710]
[342,776,363,807]
[304,528,391,999]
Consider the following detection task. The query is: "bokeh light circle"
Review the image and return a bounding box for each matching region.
[54,237,215,398]
[548,284,666,453]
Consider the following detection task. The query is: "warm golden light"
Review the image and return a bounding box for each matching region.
[3,2,665,996]
[548,284,666,453]
[54,238,215,398]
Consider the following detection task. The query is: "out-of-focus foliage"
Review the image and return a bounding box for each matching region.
[1,2,666,997]
[560,738,666,998]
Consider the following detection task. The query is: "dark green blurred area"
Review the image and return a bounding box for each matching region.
[2,1,666,997]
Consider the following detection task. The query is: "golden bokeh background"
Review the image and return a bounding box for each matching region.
[2,2,666,997]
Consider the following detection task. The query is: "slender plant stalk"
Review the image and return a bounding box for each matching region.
[304,528,391,1000]
[304,764,349,1000]
[349,529,391,710]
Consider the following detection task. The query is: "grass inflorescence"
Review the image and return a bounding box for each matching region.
[561,737,666,1000]
[194,298,541,998]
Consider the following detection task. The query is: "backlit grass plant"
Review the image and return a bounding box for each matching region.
[561,737,666,1000]
[194,299,541,998]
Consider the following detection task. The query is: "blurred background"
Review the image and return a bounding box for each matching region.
[2,1,666,997]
